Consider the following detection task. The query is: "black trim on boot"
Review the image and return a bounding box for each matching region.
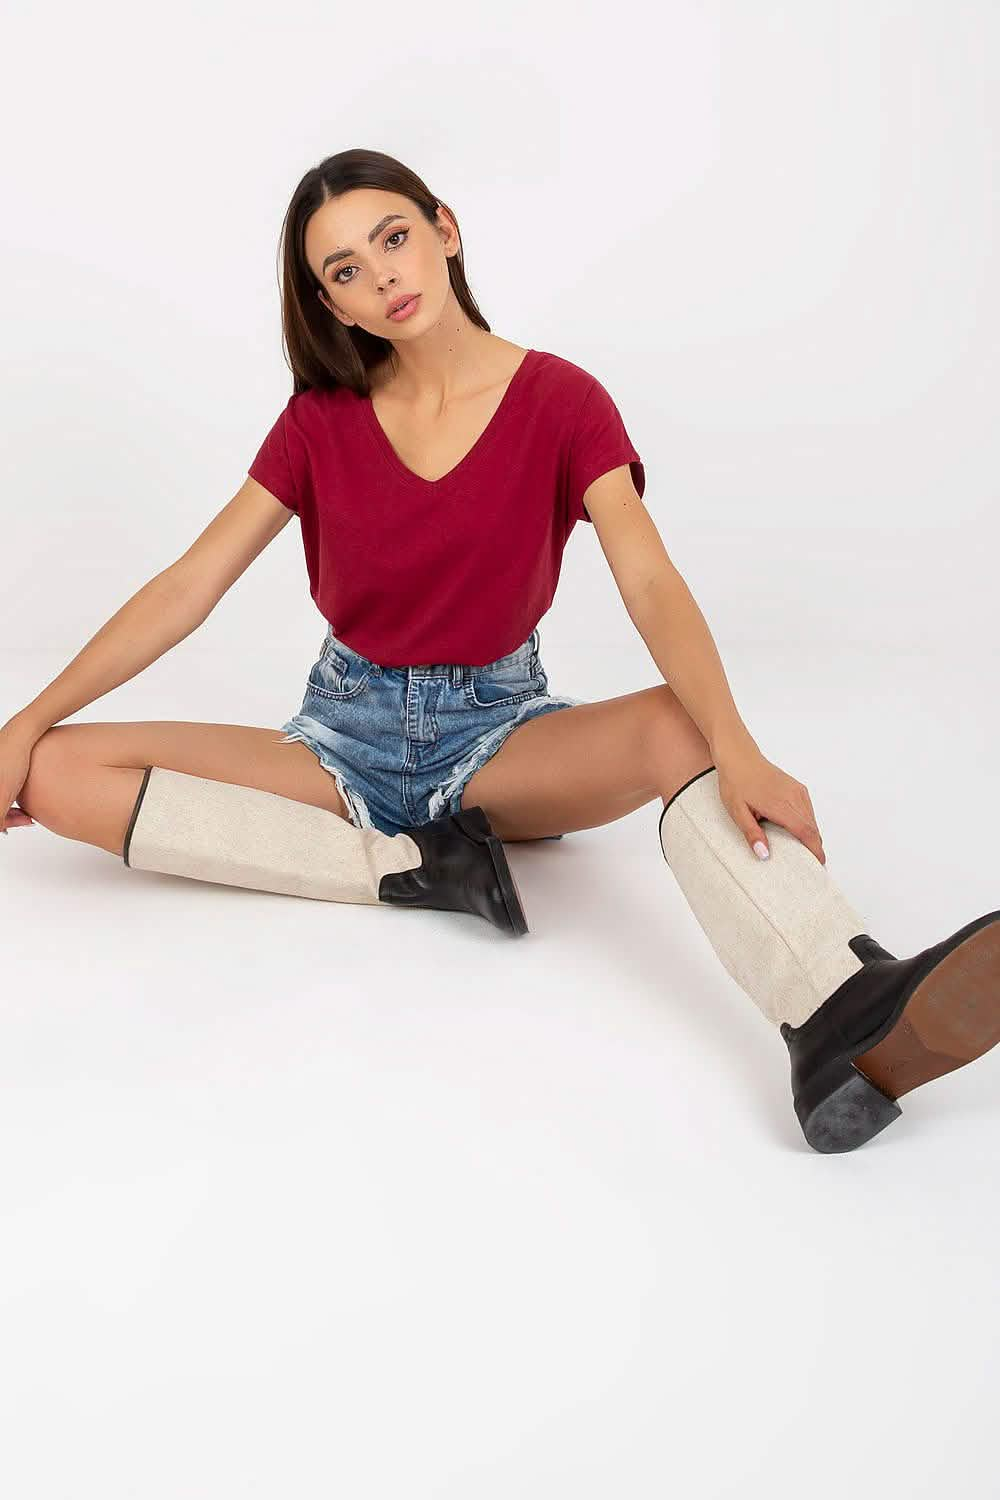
[122,765,153,867]
[378,805,529,936]
[660,763,717,822]
[780,913,1000,1154]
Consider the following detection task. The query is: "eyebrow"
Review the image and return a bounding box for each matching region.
[321,214,407,274]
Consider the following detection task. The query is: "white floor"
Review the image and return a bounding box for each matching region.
[2,640,998,1499]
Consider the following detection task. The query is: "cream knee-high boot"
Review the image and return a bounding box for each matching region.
[659,766,1000,1153]
[122,766,529,935]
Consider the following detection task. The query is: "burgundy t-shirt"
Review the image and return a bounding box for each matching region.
[247,347,644,667]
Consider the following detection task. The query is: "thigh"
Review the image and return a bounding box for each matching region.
[460,684,712,841]
[18,720,351,851]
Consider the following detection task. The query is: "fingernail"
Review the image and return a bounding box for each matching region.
[753,840,769,860]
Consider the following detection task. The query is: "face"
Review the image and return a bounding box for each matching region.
[306,187,458,338]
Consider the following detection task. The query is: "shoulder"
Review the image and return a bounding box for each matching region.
[530,350,616,419]
[255,384,361,481]
[532,348,599,396]
[274,381,357,434]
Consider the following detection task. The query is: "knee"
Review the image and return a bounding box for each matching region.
[16,726,79,822]
[644,685,714,783]
[648,684,712,753]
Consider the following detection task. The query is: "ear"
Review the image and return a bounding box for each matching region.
[434,202,458,248]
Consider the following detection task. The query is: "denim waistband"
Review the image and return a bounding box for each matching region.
[323,625,540,683]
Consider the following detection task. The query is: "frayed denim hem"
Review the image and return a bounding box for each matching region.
[277,726,376,832]
[426,694,586,834]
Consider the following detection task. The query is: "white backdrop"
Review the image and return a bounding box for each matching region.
[3,6,999,1499]
[3,0,996,671]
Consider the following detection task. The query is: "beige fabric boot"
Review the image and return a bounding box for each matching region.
[122,766,529,934]
[659,766,1000,1152]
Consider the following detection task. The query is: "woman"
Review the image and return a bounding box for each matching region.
[3,148,998,1154]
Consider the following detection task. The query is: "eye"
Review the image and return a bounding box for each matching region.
[333,227,409,286]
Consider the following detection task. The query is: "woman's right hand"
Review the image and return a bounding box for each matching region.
[0,723,38,833]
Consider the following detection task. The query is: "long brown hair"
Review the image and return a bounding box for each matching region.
[271,148,491,397]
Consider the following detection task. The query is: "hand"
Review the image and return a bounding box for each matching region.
[0,724,37,834]
[714,742,825,865]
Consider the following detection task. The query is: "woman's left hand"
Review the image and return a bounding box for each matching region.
[714,742,826,866]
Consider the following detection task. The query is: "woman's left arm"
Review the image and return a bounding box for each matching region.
[582,467,826,865]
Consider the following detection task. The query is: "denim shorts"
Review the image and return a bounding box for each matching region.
[277,624,586,839]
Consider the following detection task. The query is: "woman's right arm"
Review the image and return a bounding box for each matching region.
[3,475,293,747]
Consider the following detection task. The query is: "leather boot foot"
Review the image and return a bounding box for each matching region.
[377,805,529,935]
[781,912,1000,1153]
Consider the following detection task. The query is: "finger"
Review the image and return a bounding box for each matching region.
[740,806,770,860]
[800,794,822,836]
[748,813,826,866]
[797,820,825,864]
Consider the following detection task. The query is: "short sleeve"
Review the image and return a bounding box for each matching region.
[248,399,299,514]
[565,378,645,525]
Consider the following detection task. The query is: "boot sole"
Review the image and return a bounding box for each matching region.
[799,912,1000,1152]
[450,806,529,937]
[854,913,1000,1097]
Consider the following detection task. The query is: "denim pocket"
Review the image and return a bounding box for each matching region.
[306,635,375,701]
[465,632,545,708]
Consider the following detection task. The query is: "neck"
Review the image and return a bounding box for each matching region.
[378,318,508,406]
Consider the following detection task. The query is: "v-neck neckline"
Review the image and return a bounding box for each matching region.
[360,348,537,489]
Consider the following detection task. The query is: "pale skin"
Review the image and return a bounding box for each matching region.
[6,185,823,865]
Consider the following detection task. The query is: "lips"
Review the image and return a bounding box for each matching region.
[386,294,416,316]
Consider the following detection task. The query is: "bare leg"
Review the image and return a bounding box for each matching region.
[461,685,713,841]
[16,721,350,857]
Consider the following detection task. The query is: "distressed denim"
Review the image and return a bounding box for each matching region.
[278,624,585,839]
